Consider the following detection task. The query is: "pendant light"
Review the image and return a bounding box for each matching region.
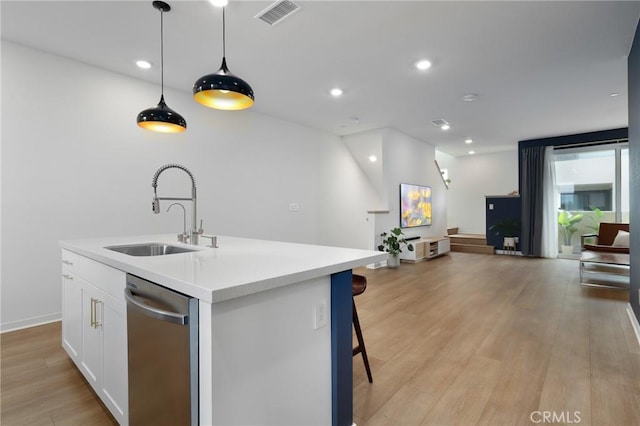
[137,1,187,133]
[193,6,255,110]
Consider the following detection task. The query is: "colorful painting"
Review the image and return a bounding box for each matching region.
[400,183,432,228]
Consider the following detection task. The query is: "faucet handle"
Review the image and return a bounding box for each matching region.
[198,219,204,235]
[202,235,218,248]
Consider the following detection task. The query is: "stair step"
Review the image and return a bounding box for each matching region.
[450,243,495,255]
[449,233,488,246]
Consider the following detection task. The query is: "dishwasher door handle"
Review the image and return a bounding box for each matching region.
[124,288,188,325]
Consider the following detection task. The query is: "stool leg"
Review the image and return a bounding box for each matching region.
[352,298,373,383]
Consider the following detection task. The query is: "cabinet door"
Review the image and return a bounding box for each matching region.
[101,298,128,425]
[80,281,104,389]
[61,251,129,424]
[61,273,82,362]
[438,238,451,254]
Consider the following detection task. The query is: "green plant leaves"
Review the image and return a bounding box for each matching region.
[378,227,412,255]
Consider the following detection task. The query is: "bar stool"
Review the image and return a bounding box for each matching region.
[352,274,373,383]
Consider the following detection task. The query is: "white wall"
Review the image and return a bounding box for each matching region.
[436,150,519,234]
[380,129,447,239]
[316,137,380,249]
[342,128,447,247]
[342,129,386,210]
[0,41,373,330]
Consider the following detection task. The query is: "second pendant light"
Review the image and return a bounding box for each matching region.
[137,1,186,133]
[193,6,255,110]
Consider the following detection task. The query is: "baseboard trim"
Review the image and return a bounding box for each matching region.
[366,261,387,269]
[627,304,640,349]
[1,313,61,333]
[495,250,522,256]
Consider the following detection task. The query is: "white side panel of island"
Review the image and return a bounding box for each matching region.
[200,276,332,425]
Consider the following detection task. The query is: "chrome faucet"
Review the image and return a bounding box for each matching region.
[152,164,203,244]
[167,203,189,243]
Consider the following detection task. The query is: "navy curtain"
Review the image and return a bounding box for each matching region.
[520,146,545,256]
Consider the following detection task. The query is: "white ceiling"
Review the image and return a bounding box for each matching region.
[2,1,639,156]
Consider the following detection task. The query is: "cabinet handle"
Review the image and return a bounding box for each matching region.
[90,298,96,328]
[62,260,73,265]
[94,299,103,328]
[90,298,102,329]
[62,274,73,280]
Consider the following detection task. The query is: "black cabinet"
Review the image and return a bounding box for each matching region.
[486,196,521,249]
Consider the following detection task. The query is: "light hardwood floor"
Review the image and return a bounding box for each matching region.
[1,252,639,425]
[1,322,116,425]
[352,253,640,425]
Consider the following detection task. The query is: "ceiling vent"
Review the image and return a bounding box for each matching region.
[255,0,301,26]
[432,119,449,127]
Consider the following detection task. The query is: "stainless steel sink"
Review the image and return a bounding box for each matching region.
[105,243,198,257]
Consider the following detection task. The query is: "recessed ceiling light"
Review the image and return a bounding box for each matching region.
[463,94,479,102]
[208,0,228,7]
[136,60,152,69]
[441,124,450,131]
[415,59,431,70]
[468,150,475,155]
[610,92,620,97]
[369,155,377,162]
[330,88,343,97]
[465,139,473,144]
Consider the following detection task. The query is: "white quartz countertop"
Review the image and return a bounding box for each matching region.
[60,234,387,303]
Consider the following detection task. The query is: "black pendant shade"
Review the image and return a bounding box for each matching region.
[137,95,187,133]
[193,7,254,110]
[137,1,186,133]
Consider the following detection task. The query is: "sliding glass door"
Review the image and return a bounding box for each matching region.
[621,148,629,222]
[554,143,628,253]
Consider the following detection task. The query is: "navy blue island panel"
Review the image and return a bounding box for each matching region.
[331,270,353,426]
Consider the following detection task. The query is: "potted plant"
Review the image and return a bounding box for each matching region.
[558,210,583,254]
[378,227,414,268]
[488,218,520,251]
[580,206,604,247]
[584,206,604,234]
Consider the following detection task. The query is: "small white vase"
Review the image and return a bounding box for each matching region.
[503,237,516,248]
[387,254,400,269]
[561,245,574,255]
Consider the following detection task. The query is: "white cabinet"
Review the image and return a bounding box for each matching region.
[100,289,128,421]
[437,238,451,257]
[80,279,104,388]
[61,251,82,362]
[400,237,450,263]
[61,250,128,425]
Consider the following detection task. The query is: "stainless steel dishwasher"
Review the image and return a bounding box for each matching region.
[124,274,198,426]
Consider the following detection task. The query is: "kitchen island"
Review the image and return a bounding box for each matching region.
[60,234,386,425]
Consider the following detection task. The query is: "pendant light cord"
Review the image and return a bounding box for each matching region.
[222,7,226,59]
[160,7,165,98]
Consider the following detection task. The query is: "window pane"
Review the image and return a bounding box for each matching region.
[622,148,629,222]
[554,149,617,249]
[555,149,616,212]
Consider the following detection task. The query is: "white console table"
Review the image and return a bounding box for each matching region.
[400,237,450,263]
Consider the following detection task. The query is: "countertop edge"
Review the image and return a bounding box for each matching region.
[60,236,387,304]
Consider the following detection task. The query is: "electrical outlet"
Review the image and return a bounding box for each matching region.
[289,203,300,212]
[314,299,328,330]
